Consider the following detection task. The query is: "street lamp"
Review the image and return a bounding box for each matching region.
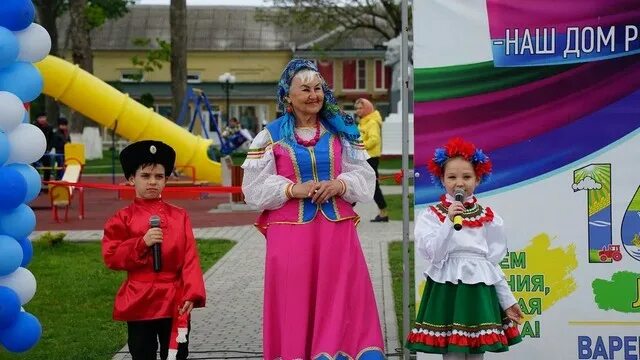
[218,72,236,123]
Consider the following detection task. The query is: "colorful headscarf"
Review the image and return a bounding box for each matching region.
[427,137,493,187]
[277,59,361,143]
[355,98,375,117]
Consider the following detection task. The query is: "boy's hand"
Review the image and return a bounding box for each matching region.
[447,201,464,221]
[505,303,524,324]
[143,228,163,247]
[179,301,194,316]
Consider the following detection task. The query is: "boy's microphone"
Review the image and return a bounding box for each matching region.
[453,188,464,231]
[149,215,162,272]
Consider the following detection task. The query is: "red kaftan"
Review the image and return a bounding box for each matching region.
[102,197,206,321]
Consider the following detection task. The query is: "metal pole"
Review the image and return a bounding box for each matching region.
[401,0,411,359]
[225,80,230,124]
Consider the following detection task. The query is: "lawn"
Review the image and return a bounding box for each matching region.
[81,150,248,175]
[0,239,235,360]
[379,156,413,169]
[386,193,414,221]
[388,241,416,344]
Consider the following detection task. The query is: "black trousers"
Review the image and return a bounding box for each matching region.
[127,318,189,360]
[367,157,387,210]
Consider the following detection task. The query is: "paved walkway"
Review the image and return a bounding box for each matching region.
[33,185,413,359]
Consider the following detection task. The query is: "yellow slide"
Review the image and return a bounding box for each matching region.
[34,55,221,184]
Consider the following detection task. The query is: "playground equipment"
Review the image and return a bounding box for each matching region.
[34,55,222,183]
[49,143,85,222]
[177,87,252,156]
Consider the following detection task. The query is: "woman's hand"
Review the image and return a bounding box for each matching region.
[291,180,318,199]
[505,303,524,324]
[447,201,464,221]
[311,180,343,204]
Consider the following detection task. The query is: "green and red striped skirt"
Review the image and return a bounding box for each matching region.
[406,278,522,354]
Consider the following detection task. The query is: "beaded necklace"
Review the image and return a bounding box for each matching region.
[294,121,321,147]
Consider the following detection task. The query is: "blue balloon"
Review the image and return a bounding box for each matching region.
[22,111,29,124]
[0,62,43,102]
[0,131,9,166]
[0,204,35,240]
[17,237,32,267]
[0,286,20,329]
[6,164,41,203]
[0,0,35,32]
[0,235,23,276]
[0,311,41,353]
[0,27,18,69]
[0,166,27,211]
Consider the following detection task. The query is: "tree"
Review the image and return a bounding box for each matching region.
[170,0,187,122]
[130,38,171,109]
[34,0,64,124]
[256,0,405,42]
[34,0,133,131]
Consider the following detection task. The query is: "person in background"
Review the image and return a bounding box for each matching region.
[33,113,53,188]
[51,117,71,179]
[355,98,388,222]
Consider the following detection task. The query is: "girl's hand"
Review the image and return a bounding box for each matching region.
[179,301,194,316]
[447,201,465,221]
[311,180,343,204]
[505,303,524,324]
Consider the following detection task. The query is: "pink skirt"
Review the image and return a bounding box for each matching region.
[263,216,385,360]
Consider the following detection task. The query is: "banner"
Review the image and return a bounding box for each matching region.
[412,1,640,359]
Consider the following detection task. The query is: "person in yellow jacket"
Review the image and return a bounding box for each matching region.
[355,98,388,222]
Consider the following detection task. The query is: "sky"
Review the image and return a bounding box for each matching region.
[138,0,268,5]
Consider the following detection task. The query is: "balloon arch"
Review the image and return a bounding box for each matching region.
[0,0,52,353]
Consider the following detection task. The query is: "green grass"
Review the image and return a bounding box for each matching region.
[379,156,413,169]
[81,150,247,175]
[83,150,124,174]
[0,239,235,360]
[388,241,415,344]
[386,194,414,221]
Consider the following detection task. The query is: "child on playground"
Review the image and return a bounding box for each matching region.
[406,137,524,359]
[102,140,206,360]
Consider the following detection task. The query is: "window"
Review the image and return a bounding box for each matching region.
[375,60,391,90]
[187,71,202,84]
[342,59,366,90]
[120,69,143,82]
[316,60,334,88]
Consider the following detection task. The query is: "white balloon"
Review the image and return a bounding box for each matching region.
[0,91,26,133]
[7,123,46,164]
[0,267,37,305]
[14,23,51,63]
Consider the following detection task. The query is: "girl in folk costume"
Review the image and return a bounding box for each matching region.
[406,138,524,359]
[241,59,385,360]
[102,140,206,360]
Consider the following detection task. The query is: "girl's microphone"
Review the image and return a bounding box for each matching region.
[453,188,464,231]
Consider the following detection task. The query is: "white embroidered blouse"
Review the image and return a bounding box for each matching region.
[241,126,376,211]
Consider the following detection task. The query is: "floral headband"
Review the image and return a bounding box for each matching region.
[427,137,492,186]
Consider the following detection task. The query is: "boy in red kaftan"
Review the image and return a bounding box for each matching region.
[102,140,206,360]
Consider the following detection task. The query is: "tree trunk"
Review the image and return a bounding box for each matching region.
[170,0,187,122]
[34,0,61,125]
[68,0,94,132]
